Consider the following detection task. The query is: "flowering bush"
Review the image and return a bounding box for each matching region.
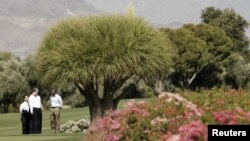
[160,121,207,141]
[84,89,250,141]
[181,89,250,111]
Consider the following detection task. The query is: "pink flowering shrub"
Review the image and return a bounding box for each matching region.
[206,107,250,125]
[213,111,238,124]
[178,121,207,141]
[160,120,207,141]
[84,89,250,141]
[84,94,204,141]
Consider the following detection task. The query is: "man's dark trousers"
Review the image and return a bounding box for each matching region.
[21,110,30,134]
[30,108,42,134]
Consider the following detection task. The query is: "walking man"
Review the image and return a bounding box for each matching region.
[20,95,30,134]
[50,87,63,133]
[29,88,42,134]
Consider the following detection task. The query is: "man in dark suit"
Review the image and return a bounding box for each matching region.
[20,95,30,134]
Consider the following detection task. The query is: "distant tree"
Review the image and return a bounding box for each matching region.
[225,56,250,89]
[57,83,86,108]
[200,7,222,23]
[162,24,237,89]
[0,52,30,113]
[183,24,237,65]
[161,27,208,89]
[201,7,249,55]
[21,54,52,106]
[22,55,84,109]
[36,15,173,121]
[22,54,39,87]
[144,72,175,95]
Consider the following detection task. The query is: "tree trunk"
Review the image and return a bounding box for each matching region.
[2,103,9,113]
[12,98,18,112]
[2,94,9,113]
[154,79,164,96]
[77,83,115,122]
[183,79,190,89]
[88,100,103,121]
[76,75,136,122]
[102,78,114,112]
[0,100,2,113]
[88,95,115,121]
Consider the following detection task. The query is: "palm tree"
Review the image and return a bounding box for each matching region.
[36,15,173,121]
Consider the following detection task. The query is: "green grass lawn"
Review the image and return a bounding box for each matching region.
[0,98,149,141]
[0,107,89,141]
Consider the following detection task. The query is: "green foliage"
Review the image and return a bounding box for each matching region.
[183,24,236,66]
[201,7,222,23]
[22,55,86,109]
[121,79,155,99]
[36,15,173,86]
[181,89,250,111]
[22,54,52,109]
[225,56,250,89]
[36,15,173,120]
[201,7,250,89]
[126,115,138,125]
[22,54,39,87]
[58,84,86,108]
[0,52,13,61]
[201,7,249,54]
[163,27,208,74]
[0,52,30,113]
[162,24,236,89]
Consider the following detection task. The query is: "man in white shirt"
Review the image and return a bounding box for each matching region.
[29,88,42,134]
[50,87,63,133]
[20,95,30,134]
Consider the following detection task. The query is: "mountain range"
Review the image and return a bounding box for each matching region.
[0,0,249,58]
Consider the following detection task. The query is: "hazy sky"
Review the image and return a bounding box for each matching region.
[0,0,249,57]
[86,0,250,26]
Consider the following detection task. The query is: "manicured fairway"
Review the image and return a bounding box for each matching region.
[0,99,149,141]
[0,107,89,141]
[0,135,82,141]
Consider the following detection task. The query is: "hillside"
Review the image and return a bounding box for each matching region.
[0,0,249,58]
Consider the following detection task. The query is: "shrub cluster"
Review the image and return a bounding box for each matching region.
[84,89,250,141]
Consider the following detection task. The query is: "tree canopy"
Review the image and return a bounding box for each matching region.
[37,15,172,85]
[161,23,237,89]
[0,52,30,113]
[201,7,249,55]
[36,15,173,120]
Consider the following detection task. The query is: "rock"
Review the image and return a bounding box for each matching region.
[78,119,90,125]
[71,125,81,133]
[59,124,67,133]
[65,120,76,128]
[59,118,90,133]
[77,119,89,130]
[65,129,73,134]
